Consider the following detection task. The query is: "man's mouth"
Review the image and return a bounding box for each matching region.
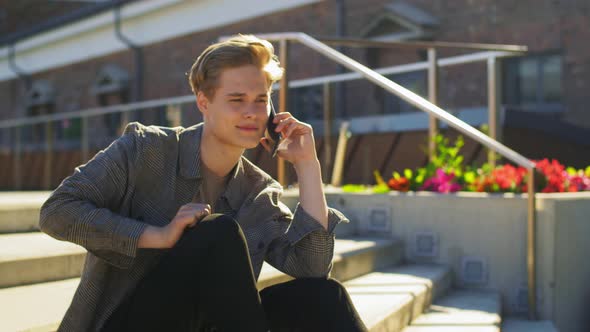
[236,125,259,132]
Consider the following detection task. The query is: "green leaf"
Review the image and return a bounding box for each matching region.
[404,168,413,179]
[393,171,401,180]
[464,171,476,184]
[586,166,590,177]
[372,184,390,194]
[566,167,577,176]
[415,174,424,184]
[342,184,367,193]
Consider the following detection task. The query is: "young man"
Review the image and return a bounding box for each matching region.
[40,35,367,332]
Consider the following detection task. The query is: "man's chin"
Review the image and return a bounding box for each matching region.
[236,137,261,150]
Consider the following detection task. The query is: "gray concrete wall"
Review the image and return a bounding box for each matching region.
[283,189,590,331]
[551,195,590,332]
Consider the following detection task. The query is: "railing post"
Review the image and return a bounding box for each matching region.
[44,121,53,190]
[527,168,537,320]
[120,111,129,136]
[427,48,439,161]
[487,56,502,168]
[13,126,22,190]
[323,82,333,182]
[81,116,89,164]
[278,39,289,186]
[331,121,350,187]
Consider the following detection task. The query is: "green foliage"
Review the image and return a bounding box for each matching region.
[430,134,465,172]
[342,184,367,193]
[407,134,467,190]
[404,168,413,179]
[566,167,577,176]
[372,183,390,194]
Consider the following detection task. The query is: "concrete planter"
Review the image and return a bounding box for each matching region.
[283,189,590,332]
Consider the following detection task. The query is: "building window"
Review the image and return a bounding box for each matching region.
[503,54,563,112]
[288,86,323,121]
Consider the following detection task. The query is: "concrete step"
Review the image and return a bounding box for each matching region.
[401,290,501,332]
[0,236,403,332]
[0,192,51,233]
[0,233,400,290]
[258,236,402,289]
[345,264,452,332]
[0,232,86,288]
[502,317,558,332]
[0,278,78,332]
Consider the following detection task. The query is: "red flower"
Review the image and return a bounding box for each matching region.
[534,159,568,193]
[491,164,527,192]
[388,177,410,192]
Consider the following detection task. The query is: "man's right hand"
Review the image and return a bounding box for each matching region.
[138,203,211,249]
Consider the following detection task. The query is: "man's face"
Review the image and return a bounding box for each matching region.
[198,65,270,150]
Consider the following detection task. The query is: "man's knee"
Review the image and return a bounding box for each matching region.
[180,213,244,245]
[199,213,242,236]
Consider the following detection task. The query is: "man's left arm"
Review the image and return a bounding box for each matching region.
[260,112,349,277]
[293,159,328,229]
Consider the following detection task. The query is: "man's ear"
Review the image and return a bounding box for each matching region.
[196,91,209,115]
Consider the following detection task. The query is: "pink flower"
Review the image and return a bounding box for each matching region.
[420,169,461,193]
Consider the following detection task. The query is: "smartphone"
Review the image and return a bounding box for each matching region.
[266,99,282,158]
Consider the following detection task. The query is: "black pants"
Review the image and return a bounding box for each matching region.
[102,214,367,332]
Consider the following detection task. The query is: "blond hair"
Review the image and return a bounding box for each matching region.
[188,34,284,99]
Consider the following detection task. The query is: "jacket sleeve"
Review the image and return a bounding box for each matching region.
[260,184,349,278]
[39,122,148,269]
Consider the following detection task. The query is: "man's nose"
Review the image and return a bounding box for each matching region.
[243,103,262,118]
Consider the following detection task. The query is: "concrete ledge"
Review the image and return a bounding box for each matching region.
[257,237,402,290]
[0,278,79,332]
[0,192,51,233]
[502,317,558,332]
[346,264,451,332]
[0,233,85,288]
[403,290,501,332]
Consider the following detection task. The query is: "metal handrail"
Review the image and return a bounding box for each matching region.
[254,32,535,169]
[315,36,528,52]
[0,95,195,129]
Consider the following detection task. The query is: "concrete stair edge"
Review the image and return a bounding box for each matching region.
[501,317,558,332]
[402,289,502,332]
[346,264,452,332]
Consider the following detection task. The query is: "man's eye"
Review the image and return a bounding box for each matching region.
[256,99,268,103]
[229,99,242,102]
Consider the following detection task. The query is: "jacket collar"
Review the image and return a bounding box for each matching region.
[178,123,204,179]
[178,123,247,212]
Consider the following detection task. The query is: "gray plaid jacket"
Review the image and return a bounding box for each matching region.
[39,122,348,332]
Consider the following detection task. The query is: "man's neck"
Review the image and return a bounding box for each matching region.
[200,125,244,178]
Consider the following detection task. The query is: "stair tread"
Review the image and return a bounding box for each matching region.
[346,264,451,330]
[402,290,501,332]
[0,236,402,332]
[412,290,501,325]
[502,317,558,332]
[0,233,392,263]
[0,192,51,211]
[0,278,79,332]
[0,233,85,262]
[259,236,398,281]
